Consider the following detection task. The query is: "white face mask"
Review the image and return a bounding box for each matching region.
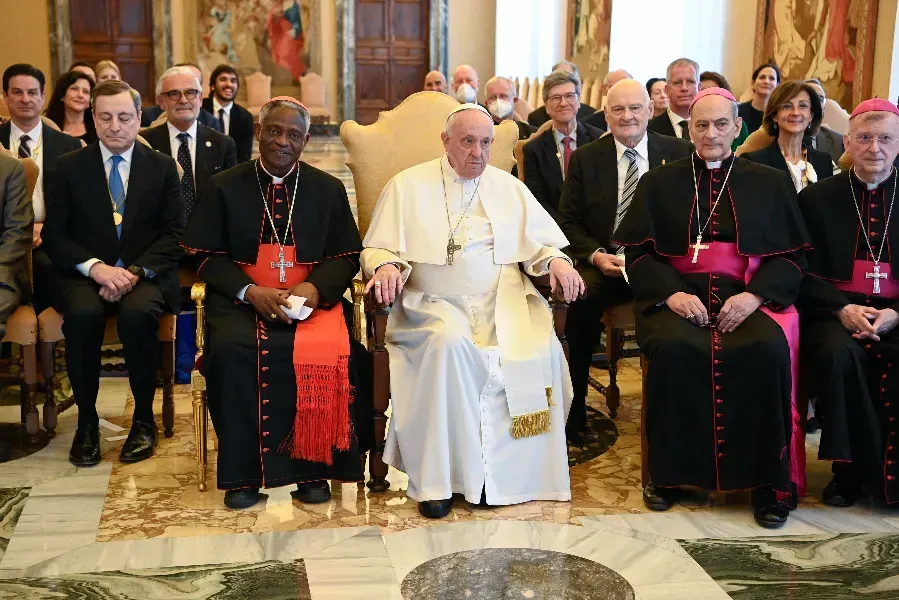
[487,99,513,120]
[455,83,477,104]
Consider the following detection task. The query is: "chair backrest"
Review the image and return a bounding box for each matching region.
[534,79,544,109]
[581,78,593,104]
[527,78,539,110]
[514,97,533,119]
[340,91,520,239]
[299,72,326,107]
[520,77,530,104]
[246,71,273,109]
[41,116,61,132]
[0,96,8,118]
[513,139,527,182]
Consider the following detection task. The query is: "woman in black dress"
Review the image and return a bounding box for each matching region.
[738,63,781,134]
[45,71,97,144]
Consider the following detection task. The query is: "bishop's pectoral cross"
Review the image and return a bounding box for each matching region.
[446,237,462,266]
[691,235,709,264]
[867,264,888,295]
[271,249,294,283]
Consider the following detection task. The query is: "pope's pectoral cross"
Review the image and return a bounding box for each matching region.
[867,264,888,295]
[691,235,709,264]
[271,249,294,283]
[446,237,462,266]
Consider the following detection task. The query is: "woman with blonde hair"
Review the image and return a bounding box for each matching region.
[95,60,121,83]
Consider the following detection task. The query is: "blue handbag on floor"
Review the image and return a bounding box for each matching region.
[175,312,197,384]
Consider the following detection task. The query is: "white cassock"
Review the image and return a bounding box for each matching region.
[361,155,574,505]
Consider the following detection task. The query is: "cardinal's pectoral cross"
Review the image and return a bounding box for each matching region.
[271,249,294,283]
[691,235,709,264]
[867,263,888,295]
[446,237,462,266]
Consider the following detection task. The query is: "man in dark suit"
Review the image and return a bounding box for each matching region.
[1,64,83,313]
[202,64,255,163]
[43,80,184,467]
[647,58,700,140]
[484,75,536,140]
[583,69,632,131]
[0,152,32,342]
[806,79,844,163]
[527,60,596,127]
[559,79,692,438]
[523,70,602,224]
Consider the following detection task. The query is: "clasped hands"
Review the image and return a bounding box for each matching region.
[838,304,899,342]
[90,263,138,303]
[666,291,763,333]
[245,282,320,324]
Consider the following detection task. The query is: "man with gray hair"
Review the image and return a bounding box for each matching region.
[181,96,373,510]
[362,103,584,518]
[523,69,602,223]
[648,58,701,139]
[142,66,237,224]
[584,68,634,130]
[527,60,597,127]
[484,75,535,140]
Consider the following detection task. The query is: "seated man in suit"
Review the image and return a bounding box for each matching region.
[559,80,692,437]
[143,62,222,132]
[143,66,237,228]
[527,60,596,127]
[805,79,844,163]
[203,64,255,163]
[423,70,448,94]
[451,64,480,104]
[523,70,602,224]
[583,69,633,131]
[1,64,82,314]
[647,58,700,141]
[484,76,535,140]
[0,152,32,341]
[43,80,184,467]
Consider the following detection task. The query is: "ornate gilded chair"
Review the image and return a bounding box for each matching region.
[341,91,569,492]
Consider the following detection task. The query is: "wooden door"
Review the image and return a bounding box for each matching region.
[69,0,156,101]
[355,0,430,125]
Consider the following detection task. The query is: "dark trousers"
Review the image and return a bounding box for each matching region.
[565,263,632,430]
[32,248,57,315]
[59,280,167,428]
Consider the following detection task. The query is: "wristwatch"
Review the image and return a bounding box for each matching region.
[127,264,145,280]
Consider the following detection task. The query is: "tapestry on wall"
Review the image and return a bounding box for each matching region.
[754,0,878,110]
[567,0,612,82]
[198,0,317,85]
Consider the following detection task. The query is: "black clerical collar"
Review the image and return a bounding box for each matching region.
[850,167,896,192]
[692,151,734,171]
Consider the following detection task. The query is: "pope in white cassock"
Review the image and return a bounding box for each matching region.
[362,104,586,518]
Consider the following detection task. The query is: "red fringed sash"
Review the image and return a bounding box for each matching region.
[240,244,353,465]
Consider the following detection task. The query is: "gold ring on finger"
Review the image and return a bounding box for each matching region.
[270,313,277,319]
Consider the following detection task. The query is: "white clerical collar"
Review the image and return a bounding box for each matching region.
[10,119,42,144]
[853,168,895,191]
[100,141,135,163]
[441,154,479,185]
[614,134,648,162]
[259,158,298,184]
[213,97,233,114]
[167,120,198,141]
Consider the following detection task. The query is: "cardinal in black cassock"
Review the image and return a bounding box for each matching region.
[798,99,899,507]
[613,88,810,528]
[181,97,372,509]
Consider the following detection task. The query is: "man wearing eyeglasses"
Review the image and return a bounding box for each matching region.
[798,98,899,508]
[142,67,237,227]
[522,69,602,224]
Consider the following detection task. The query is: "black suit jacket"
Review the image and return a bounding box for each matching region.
[140,105,222,132]
[42,142,185,311]
[583,110,607,131]
[646,111,681,137]
[522,121,603,223]
[742,141,834,183]
[0,122,83,192]
[559,132,693,262]
[527,104,596,127]
[202,98,255,163]
[141,123,238,194]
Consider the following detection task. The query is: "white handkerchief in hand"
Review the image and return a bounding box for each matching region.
[283,296,314,321]
[620,265,629,284]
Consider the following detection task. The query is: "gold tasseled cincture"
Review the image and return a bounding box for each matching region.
[509,388,553,439]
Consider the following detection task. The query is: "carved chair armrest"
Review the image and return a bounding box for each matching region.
[365,286,391,349]
[190,283,208,388]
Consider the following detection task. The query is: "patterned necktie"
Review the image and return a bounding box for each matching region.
[562,136,573,177]
[18,135,30,158]
[679,121,691,140]
[109,155,125,238]
[616,148,639,233]
[218,108,226,134]
[177,132,196,217]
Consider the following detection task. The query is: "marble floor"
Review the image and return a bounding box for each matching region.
[1,136,898,599]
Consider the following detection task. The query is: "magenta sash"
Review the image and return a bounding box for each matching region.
[832,260,899,299]
[668,243,805,498]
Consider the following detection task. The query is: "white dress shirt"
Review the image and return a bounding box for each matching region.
[213,97,233,135]
[76,143,135,276]
[667,109,689,138]
[167,121,198,182]
[553,126,577,174]
[10,121,45,222]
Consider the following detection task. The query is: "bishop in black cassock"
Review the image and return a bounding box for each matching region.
[614,88,810,528]
[181,97,372,509]
[798,99,899,507]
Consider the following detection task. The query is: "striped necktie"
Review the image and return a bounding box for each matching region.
[18,135,30,158]
[679,121,691,140]
[615,148,639,235]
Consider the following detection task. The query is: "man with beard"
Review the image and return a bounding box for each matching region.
[181,97,372,509]
[203,65,255,163]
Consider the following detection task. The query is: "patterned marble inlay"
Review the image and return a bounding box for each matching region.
[680,533,899,599]
[0,488,28,561]
[400,548,636,599]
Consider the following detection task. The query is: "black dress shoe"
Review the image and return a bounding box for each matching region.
[224,488,261,509]
[419,498,453,518]
[119,420,158,463]
[806,416,820,434]
[69,425,101,466]
[292,480,331,504]
[642,482,680,511]
[751,487,789,529]
[823,475,865,507]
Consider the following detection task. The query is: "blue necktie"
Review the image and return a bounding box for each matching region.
[109,155,125,239]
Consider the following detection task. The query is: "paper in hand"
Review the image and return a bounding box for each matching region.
[283,296,314,321]
[620,265,629,284]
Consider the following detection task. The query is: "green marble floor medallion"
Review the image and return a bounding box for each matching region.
[401,548,635,599]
